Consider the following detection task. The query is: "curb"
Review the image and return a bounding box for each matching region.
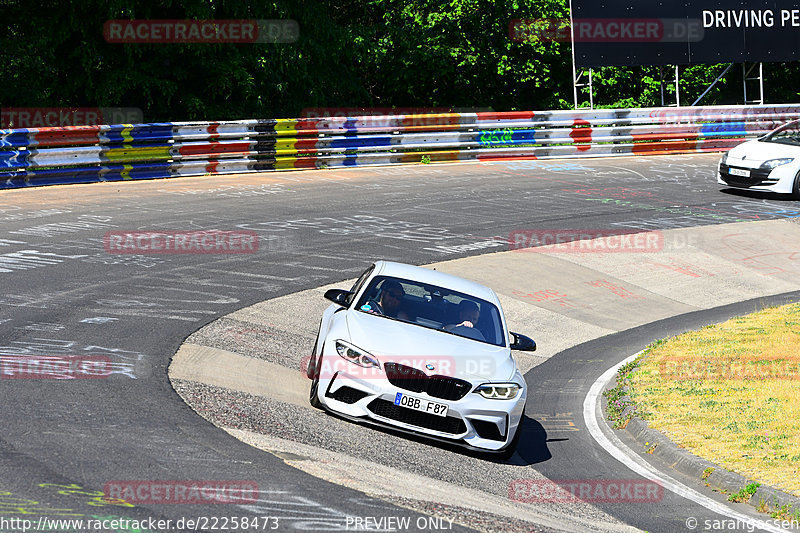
[622,416,800,516]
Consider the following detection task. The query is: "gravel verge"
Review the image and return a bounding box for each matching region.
[171,378,633,533]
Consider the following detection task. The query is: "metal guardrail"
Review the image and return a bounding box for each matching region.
[2,105,799,189]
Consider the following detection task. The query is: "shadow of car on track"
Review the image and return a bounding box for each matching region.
[512,416,555,466]
[719,187,799,202]
[321,409,551,465]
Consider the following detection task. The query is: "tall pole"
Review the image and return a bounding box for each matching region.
[569,0,578,109]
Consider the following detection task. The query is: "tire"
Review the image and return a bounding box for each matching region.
[308,335,322,409]
[307,333,320,379]
[308,323,324,408]
[793,172,800,200]
[309,376,321,408]
[308,356,322,409]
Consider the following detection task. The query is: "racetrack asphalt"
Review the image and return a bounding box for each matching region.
[172,221,800,533]
[2,154,800,532]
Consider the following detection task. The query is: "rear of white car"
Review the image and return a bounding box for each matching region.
[308,261,534,457]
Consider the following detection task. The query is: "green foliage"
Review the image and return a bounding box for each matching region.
[603,358,643,429]
[3,0,800,122]
[728,482,760,503]
[770,502,800,521]
[584,63,779,108]
[1,0,372,120]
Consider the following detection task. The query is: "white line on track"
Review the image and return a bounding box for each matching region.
[584,352,787,533]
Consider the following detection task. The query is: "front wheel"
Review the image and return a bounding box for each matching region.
[793,171,800,200]
[308,344,322,409]
[308,327,323,408]
[307,333,320,379]
[309,359,322,409]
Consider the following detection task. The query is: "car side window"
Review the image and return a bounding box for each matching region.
[347,265,375,306]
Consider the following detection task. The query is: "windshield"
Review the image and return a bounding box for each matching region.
[762,120,800,146]
[355,276,506,347]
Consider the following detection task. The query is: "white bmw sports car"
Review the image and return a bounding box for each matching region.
[717,119,800,198]
[307,261,536,458]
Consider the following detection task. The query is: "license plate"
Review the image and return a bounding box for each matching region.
[729,167,750,177]
[394,393,448,417]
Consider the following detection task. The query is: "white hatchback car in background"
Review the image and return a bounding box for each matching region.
[307,261,536,458]
[717,119,800,198]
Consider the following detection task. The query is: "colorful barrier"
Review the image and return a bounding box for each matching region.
[1,105,799,189]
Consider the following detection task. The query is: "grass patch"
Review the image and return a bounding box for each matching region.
[728,482,760,503]
[603,358,642,428]
[770,502,800,522]
[627,303,800,497]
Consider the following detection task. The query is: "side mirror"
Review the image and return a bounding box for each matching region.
[324,288,352,307]
[509,331,536,352]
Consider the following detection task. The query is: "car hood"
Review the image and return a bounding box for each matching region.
[344,310,516,382]
[727,140,800,165]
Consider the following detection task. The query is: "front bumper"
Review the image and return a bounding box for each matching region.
[315,357,526,452]
[717,162,795,194]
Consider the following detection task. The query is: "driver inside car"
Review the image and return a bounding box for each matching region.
[364,280,409,320]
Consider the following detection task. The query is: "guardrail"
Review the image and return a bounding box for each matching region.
[2,104,799,189]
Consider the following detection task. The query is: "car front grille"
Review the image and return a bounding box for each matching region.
[383,362,472,401]
[719,164,774,188]
[367,399,467,435]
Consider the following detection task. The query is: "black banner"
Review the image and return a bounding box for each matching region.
[571,1,800,67]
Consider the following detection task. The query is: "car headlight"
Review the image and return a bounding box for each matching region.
[760,158,794,170]
[475,383,521,400]
[335,340,380,368]
[720,152,728,165]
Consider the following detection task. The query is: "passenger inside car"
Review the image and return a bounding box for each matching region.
[443,300,486,341]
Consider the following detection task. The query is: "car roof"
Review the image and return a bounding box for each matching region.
[372,261,499,304]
